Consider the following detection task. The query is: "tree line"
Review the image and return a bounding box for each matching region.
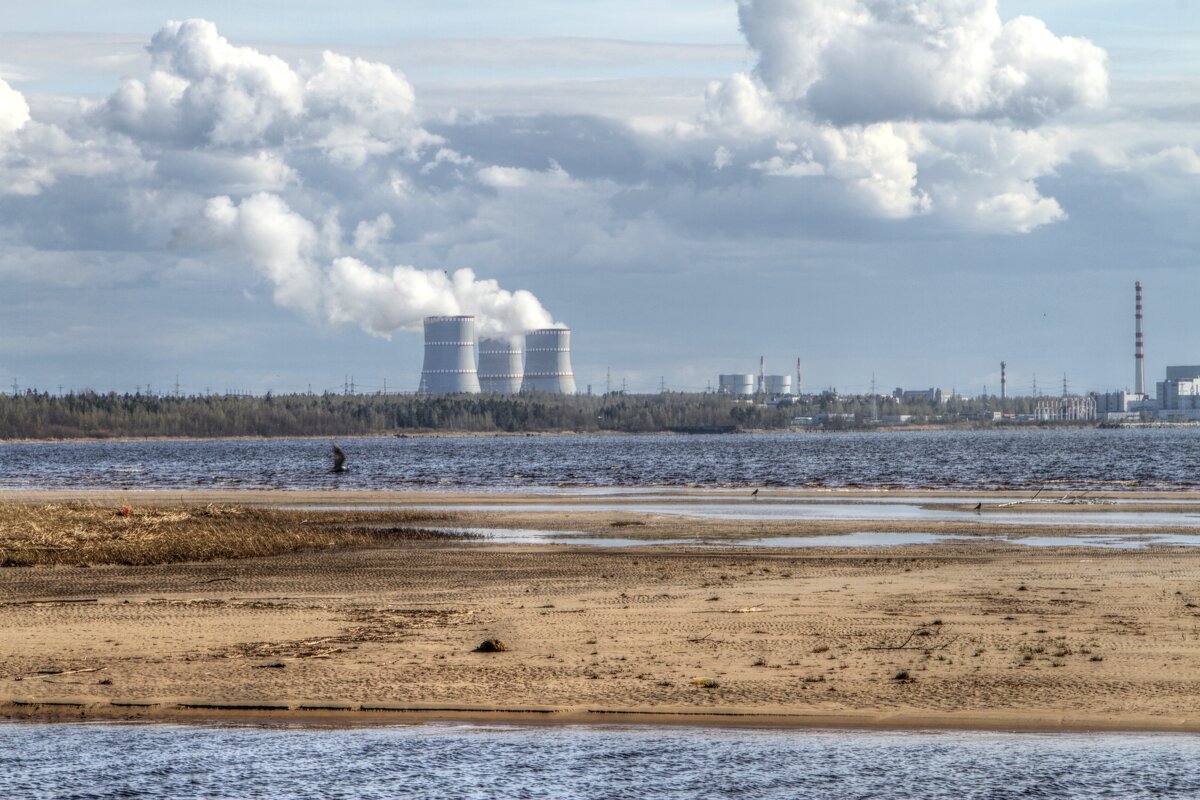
[0,389,1059,439]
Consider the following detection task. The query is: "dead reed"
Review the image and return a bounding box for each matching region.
[0,503,469,567]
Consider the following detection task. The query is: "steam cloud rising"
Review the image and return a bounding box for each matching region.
[203,193,557,339]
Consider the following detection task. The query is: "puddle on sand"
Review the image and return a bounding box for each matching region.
[433,527,671,547]
[291,501,1200,528]
[447,528,1200,549]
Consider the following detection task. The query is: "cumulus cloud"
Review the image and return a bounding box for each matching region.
[203,193,556,338]
[0,6,1181,345]
[203,193,323,317]
[99,19,434,164]
[738,0,1107,126]
[0,78,30,135]
[702,72,783,137]
[692,0,1108,231]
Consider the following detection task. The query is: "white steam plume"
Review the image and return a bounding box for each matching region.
[202,192,557,338]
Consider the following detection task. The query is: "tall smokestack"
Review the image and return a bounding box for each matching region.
[419,315,481,395]
[478,336,523,394]
[523,328,576,394]
[759,356,766,396]
[796,358,802,396]
[1000,361,1006,402]
[1135,281,1145,397]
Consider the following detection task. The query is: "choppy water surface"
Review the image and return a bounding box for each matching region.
[3,428,1200,491]
[4,722,1199,799]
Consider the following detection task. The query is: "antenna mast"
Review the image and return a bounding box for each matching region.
[1135,281,1146,396]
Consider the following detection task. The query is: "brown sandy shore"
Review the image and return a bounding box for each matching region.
[5,489,1200,732]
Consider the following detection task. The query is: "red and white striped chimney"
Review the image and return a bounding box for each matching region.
[1135,281,1145,397]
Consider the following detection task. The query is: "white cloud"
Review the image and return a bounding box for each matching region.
[690,1,1108,231]
[0,78,30,135]
[820,123,930,218]
[477,160,575,190]
[738,0,1107,125]
[702,72,783,136]
[203,193,324,318]
[352,212,394,252]
[97,18,434,164]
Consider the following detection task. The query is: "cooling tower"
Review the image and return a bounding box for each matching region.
[478,336,524,394]
[522,328,576,394]
[419,315,481,395]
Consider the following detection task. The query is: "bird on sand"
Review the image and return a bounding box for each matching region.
[974,502,983,512]
[752,488,759,499]
[332,443,348,473]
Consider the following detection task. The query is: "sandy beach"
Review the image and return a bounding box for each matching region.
[4,489,1200,732]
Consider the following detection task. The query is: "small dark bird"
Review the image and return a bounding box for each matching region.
[752,488,760,499]
[974,502,983,512]
[332,443,348,473]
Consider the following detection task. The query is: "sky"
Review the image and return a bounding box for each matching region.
[1,1,1199,397]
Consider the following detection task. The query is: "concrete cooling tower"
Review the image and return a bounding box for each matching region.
[419,315,481,395]
[522,328,576,394]
[478,336,524,394]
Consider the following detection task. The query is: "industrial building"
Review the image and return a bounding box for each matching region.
[764,375,794,395]
[418,317,576,396]
[718,374,755,397]
[718,357,799,398]
[1034,395,1097,422]
[1093,390,1143,418]
[893,387,945,404]
[419,316,481,395]
[1151,366,1200,420]
[521,328,577,394]
[478,337,523,394]
[1093,284,1200,420]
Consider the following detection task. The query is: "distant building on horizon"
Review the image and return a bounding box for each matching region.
[893,387,945,404]
[1154,365,1200,420]
[1034,395,1097,422]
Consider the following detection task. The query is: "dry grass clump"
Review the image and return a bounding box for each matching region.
[0,503,472,567]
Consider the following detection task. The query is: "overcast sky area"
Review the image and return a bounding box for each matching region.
[2,1,1199,396]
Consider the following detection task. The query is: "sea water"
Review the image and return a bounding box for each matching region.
[4,722,1199,799]
[4,428,1200,491]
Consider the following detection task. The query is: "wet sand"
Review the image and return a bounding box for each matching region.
[5,490,1200,732]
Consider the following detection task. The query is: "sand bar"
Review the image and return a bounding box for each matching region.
[4,490,1200,732]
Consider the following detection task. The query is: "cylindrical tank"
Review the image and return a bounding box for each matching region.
[478,336,524,394]
[718,374,756,396]
[419,315,481,395]
[765,375,793,395]
[522,328,576,394]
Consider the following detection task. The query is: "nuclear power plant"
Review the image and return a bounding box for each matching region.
[522,328,577,394]
[417,317,575,395]
[478,337,524,394]
[419,316,481,395]
[718,357,797,398]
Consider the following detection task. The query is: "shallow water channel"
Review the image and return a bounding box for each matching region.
[441,527,1200,549]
